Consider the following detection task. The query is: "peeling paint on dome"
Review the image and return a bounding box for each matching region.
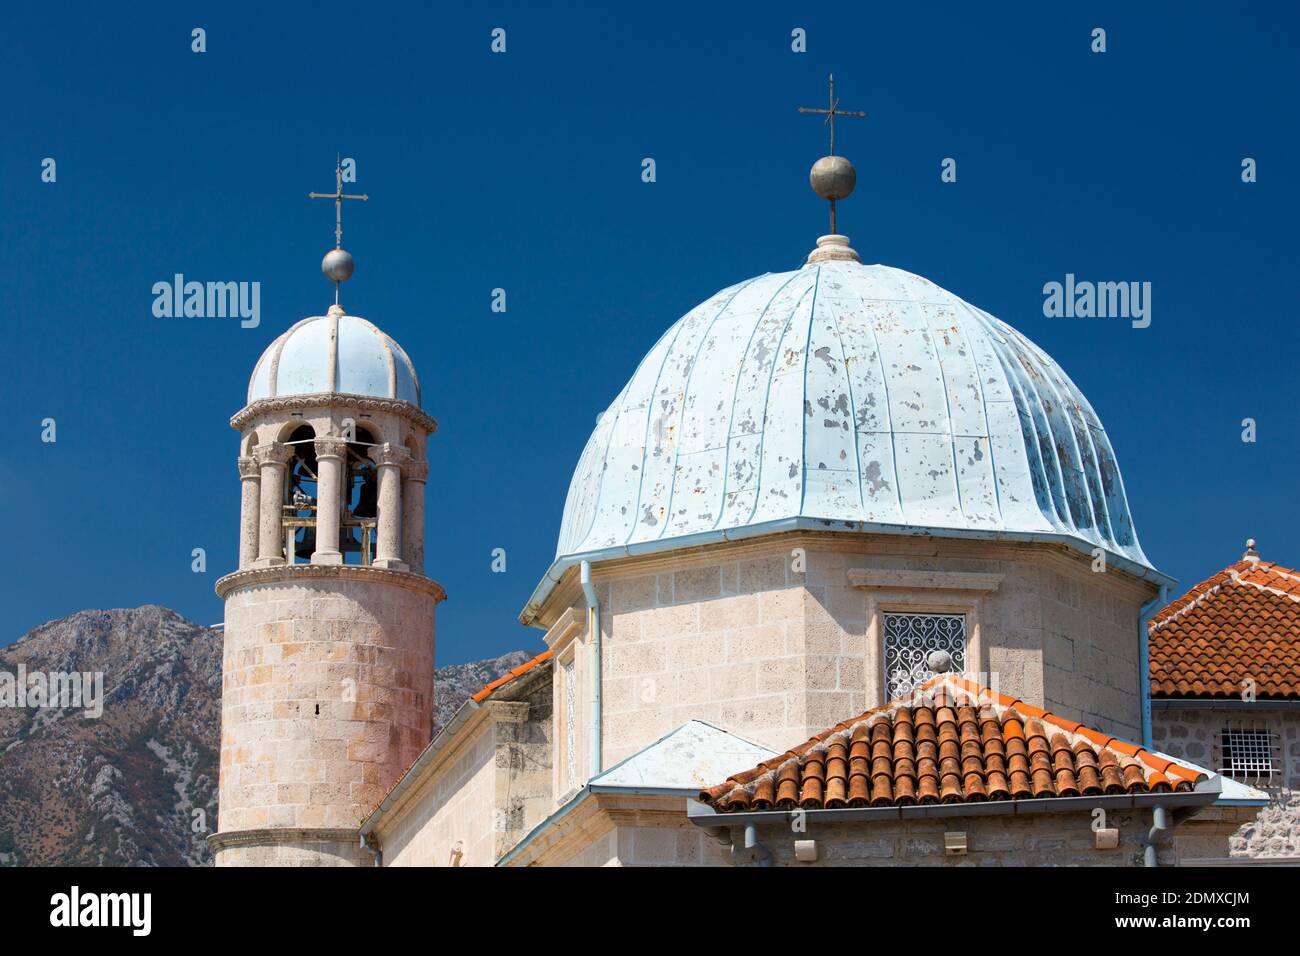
[553,259,1152,572]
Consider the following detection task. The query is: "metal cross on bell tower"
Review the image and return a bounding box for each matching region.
[798,75,866,234]
[309,156,368,305]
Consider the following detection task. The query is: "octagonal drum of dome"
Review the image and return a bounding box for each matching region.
[552,259,1157,580]
[247,311,421,407]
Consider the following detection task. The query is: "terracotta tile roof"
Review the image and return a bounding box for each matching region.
[470,648,554,702]
[699,676,1206,812]
[1149,557,1300,699]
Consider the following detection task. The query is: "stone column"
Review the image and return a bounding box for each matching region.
[236,456,261,569]
[253,442,293,567]
[312,436,347,565]
[401,458,428,575]
[369,443,409,570]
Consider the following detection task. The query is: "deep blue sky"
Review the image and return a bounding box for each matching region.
[4,3,1297,662]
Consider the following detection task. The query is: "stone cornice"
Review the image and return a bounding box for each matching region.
[231,392,439,436]
[215,562,447,601]
[543,607,586,652]
[207,827,360,852]
[525,530,1155,629]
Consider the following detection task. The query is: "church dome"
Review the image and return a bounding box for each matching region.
[554,253,1155,576]
[247,308,421,407]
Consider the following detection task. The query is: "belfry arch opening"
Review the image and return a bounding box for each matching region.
[342,425,380,565]
[284,424,318,563]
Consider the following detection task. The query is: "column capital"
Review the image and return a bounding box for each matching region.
[313,436,349,460]
[403,458,429,482]
[367,442,410,470]
[253,441,294,467]
[237,456,261,480]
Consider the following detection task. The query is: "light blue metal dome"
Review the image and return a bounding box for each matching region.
[247,310,421,407]
[552,257,1156,577]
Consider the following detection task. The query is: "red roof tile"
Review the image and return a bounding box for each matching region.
[1149,556,1300,700]
[470,648,554,702]
[699,676,1206,812]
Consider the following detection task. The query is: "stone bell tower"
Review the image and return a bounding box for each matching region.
[211,165,443,866]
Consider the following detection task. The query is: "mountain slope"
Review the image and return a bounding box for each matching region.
[0,605,536,866]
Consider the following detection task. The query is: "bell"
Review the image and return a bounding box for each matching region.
[293,528,316,561]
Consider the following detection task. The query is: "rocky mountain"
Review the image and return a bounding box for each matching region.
[0,606,534,866]
[430,649,535,736]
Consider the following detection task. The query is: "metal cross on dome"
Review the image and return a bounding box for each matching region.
[797,74,866,156]
[308,155,368,250]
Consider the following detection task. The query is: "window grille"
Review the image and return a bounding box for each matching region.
[563,659,577,789]
[1218,725,1278,782]
[883,612,967,699]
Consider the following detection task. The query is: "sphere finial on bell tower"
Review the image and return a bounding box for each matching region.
[308,154,368,308]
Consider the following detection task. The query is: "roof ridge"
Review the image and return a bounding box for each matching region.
[1233,563,1300,604]
[1150,577,1230,633]
[469,648,554,702]
[1149,555,1300,700]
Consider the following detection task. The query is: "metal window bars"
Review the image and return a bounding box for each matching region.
[1218,724,1279,782]
[883,612,967,700]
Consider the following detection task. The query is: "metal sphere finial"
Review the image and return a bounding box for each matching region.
[810,155,856,202]
[322,248,355,284]
[798,76,867,235]
[926,649,954,674]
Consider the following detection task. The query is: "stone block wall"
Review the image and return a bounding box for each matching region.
[216,569,436,859]
[502,791,1236,867]
[574,534,1155,771]
[381,719,497,867]
[740,811,1160,867]
[594,547,830,767]
[377,672,553,867]
[1152,706,1300,861]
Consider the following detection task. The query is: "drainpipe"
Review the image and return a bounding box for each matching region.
[360,832,381,868]
[1144,805,1170,867]
[735,824,773,867]
[1138,584,1168,750]
[580,560,602,777]
[1143,803,1205,867]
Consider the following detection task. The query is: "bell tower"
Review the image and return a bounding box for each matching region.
[211,165,443,866]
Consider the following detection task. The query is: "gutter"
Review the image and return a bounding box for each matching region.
[581,560,602,777]
[687,776,1221,830]
[1138,584,1169,749]
[519,517,1176,627]
[1151,697,1300,711]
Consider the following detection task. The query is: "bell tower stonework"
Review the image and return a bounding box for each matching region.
[211,302,443,867]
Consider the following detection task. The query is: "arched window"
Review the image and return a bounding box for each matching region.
[284,424,318,564]
[342,425,379,565]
